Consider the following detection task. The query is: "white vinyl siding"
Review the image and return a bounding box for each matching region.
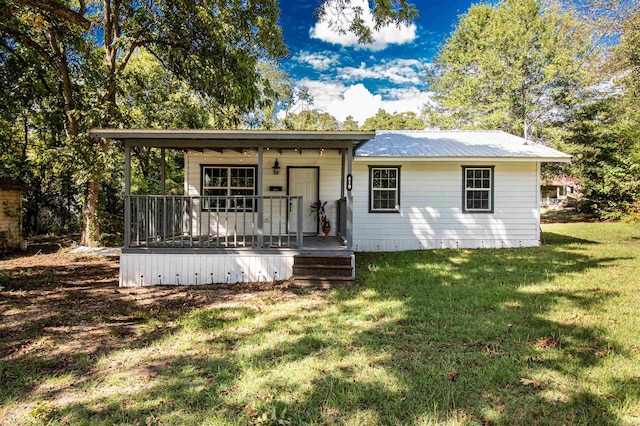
[352,161,540,251]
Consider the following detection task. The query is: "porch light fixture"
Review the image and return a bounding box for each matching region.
[273,159,280,175]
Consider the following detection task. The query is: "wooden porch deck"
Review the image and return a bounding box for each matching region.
[129,235,347,251]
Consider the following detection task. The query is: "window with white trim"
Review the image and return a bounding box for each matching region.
[463,166,494,212]
[369,166,400,213]
[202,166,256,211]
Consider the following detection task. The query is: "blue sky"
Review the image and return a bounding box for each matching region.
[277,0,478,124]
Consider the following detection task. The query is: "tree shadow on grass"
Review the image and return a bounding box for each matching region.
[327,243,631,423]
[541,231,598,246]
[5,232,638,425]
[0,251,283,415]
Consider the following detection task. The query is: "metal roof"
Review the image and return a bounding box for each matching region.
[356,130,571,162]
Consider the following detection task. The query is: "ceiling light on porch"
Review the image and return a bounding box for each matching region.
[273,159,280,175]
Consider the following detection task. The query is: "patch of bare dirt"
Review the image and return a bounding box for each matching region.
[0,244,296,363]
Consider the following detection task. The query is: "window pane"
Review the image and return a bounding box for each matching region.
[373,189,397,209]
[203,188,227,209]
[483,170,490,178]
[204,167,228,187]
[466,190,490,210]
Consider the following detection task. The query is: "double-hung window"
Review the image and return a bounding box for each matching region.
[369,166,400,213]
[463,166,494,212]
[202,166,256,211]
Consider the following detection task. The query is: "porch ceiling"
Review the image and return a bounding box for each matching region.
[89,129,375,150]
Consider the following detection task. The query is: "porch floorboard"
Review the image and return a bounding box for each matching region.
[130,235,347,251]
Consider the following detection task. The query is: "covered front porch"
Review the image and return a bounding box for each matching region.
[124,194,350,250]
[89,129,373,286]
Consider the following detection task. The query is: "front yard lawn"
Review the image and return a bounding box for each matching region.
[1,223,639,425]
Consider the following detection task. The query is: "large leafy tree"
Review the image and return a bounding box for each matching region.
[564,10,640,218]
[426,0,593,141]
[0,0,287,245]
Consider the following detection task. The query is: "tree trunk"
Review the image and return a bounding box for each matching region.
[80,179,100,246]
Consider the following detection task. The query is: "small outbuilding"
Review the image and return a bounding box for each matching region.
[0,177,25,251]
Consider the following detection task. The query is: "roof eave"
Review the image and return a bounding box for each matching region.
[88,128,375,142]
[355,156,572,163]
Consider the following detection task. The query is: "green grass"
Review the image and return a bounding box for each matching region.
[2,223,640,425]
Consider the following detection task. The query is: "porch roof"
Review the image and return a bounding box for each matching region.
[89,129,375,149]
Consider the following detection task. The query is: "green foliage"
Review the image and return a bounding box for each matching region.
[426,0,593,141]
[243,61,295,129]
[0,0,289,241]
[120,51,214,130]
[282,109,340,130]
[561,11,640,220]
[361,109,425,130]
[566,98,640,220]
[341,115,360,130]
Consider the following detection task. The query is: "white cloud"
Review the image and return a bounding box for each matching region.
[293,79,433,125]
[309,0,417,51]
[339,59,424,85]
[292,51,340,71]
[327,84,383,124]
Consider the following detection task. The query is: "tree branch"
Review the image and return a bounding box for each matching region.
[117,40,143,75]
[15,0,91,30]
[0,24,55,66]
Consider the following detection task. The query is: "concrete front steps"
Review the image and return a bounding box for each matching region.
[291,254,354,289]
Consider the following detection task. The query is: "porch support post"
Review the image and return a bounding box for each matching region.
[340,149,345,199]
[346,145,353,250]
[160,147,166,243]
[124,142,131,248]
[160,148,166,195]
[257,146,264,248]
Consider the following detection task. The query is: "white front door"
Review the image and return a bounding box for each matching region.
[289,167,319,234]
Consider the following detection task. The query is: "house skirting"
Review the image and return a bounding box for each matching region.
[352,238,540,252]
[119,249,354,287]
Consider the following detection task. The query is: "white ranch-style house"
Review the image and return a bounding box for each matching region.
[89,129,571,287]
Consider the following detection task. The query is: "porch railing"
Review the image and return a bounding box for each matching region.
[125,195,303,249]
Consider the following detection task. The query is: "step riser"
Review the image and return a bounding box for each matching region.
[293,266,353,277]
[291,280,351,289]
[293,257,352,266]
